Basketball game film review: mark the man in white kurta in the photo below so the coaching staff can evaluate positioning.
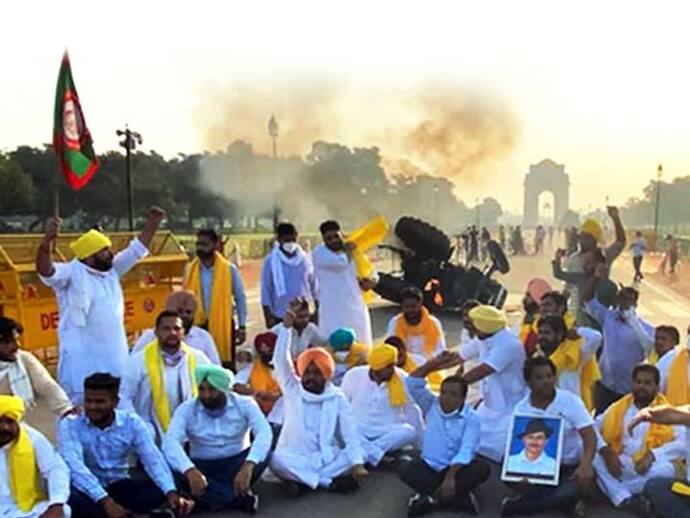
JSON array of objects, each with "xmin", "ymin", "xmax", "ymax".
[
  {"xmin": 270, "ymin": 298, "xmax": 327, "ymax": 359},
  {"xmin": 0, "ymin": 395, "xmax": 70, "ymax": 518},
  {"xmin": 120, "ymin": 311, "xmax": 210, "ymax": 442},
  {"xmin": 132, "ymin": 290, "xmax": 220, "ymax": 365},
  {"xmin": 385, "ymin": 286, "xmax": 445, "ymax": 367},
  {"xmin": 313, "ymin": 220, "xmax": 374, "ymax": 346},
  {"xmin": 269, "ymin": 319, "xmax": 366, "ymax": 491},
  {"xmin": 459, "ymin": 306, "xmax": 527, "ymax": 462},
  {"xmin": 341, "ymin": 344, "xmax": 422, "ymax": 467},
  {"xmin": 657, "ymin": 342, "xmax": 690, "ymax": 405},
  {"xmin": 36, "ymin": 208, "xmax": 164, "ymax": 404},
  {"xmin": 594, "ymin": 364, "xmax": 685, "ymax": 509}
]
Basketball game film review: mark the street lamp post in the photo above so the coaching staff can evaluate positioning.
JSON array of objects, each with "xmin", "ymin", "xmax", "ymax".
[
  {"xmin": 654, "ymin": 164, "xmax": 663, "ymax": 242},
  {"xmin": 433, "ymin": 185, "xmax": 440, "ymax": 227},
  {"xmin": 116, "ymin": 126, "xmax": 143, "ymax": 231},
  {"xmin": 475, "ymin": 198, "xmax": 480, "ymax": 227},
  {"xmin": 268, "ymin": 114, "xmax": 280, "ymax": 230}
]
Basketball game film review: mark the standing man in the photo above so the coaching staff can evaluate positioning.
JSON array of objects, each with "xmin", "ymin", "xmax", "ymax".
[
  {"xmin": 313, "ymin": 220, "xmax": 374, "ymax": 346},
  {"xmin": 261, "ymin": 222, "xmax": 318, "ymax": 328},
  {"xmin": 59, "ymin": 373, "xmax": 192, "ymax": 518},
  {"xmin": 630, "ymin": 231, "xmax": 647, "ymax": 283},
  {"xmin": 0, "ymin": 395, "xmax": 70, "ymax": 518},
  {"xmin": 163, "ymin": 365, "xmax": 272, "ymax": 513},
  {"xmin": 0, "ymin": 317, "xmax": 73, "ymax": 418},
  {"xmin": 36, "ymin": 207, "xmax": 165, "ymax": 404},
  {"xmin": 120, "ymin": 311, "xmax": 210, "ymax": 441},
  {"xmin": 132, "ymin": 290, "xmax": 220, "ymax": 364},
  {"xmin": 184, "ymin": 229, "xmax": 247, "ymax": 367}
]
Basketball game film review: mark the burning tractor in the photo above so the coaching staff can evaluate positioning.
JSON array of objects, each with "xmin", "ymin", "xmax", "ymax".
[{"xmin": 375, "ymin": 216, "xmax": 510, "ymax": 311}]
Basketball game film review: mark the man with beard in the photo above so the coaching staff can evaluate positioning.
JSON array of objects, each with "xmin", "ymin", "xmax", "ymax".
[
  {"xmin": 269, "ymin": 308, "xmax": 368, "ymax": 494},
  {"xmin": 234, "ymin": 332, "xmax": 284, "ymax": 437},
  {"xmin": 313, "ymin": 220, "xmax": 375, "ymax": 346},
  {"xmin": 59, "ymin": 373, "xmax": 192, "ymax": 518},
  {"xmin": 593, "ymin": 365, "xmax": 685, "ymax": 515},
  {"xmin": 0, "ymin": 395, "xmax": 70, "ymax": 518},
  {"xmin": 386, "ymin": 287, "xmax": 446, "ymax": 368},
  {"xmin": 341, "ymin": 344, "xmax": 422, "ymax": 468},
  {"xmin": 502, "ymin": 357, "xmax": 597, "ymax": 518},
  {"xmin": 270, "ymin": 298, "xmax": 327, "ymax": 359},
  {"xmin": 184, "ymin": 229, "xmax": 248, "ymax": 366},
  {"xmin": 132, "ymin": 290, "xmax": 220, "ymax": 365},
  {"xmin": 120, "ymin": 311, "xmax": 210, "ymax": 441},
  {"xmin": 36, "ymin": 207, "xmax": 165, "ymax": 404},
  {"xmin": 0, "ymin": 317, "xmax": 73, "ymax": 417},
  {"xmin": 261, "ymin": 222, "xmax": 318, "ymax": 328},
  {"xmin": 163, "ymin": 365, "xmax": 271, "ymax": 513}
]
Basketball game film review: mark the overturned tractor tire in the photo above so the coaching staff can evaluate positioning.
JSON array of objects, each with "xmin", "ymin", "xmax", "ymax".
[
  {"xmin": 394, "ymin": 216, "xmax": 451, "ymax": 262},
  {"xmin": 374, "ymin": 273, "xmax": 408, "ymax": 303}
]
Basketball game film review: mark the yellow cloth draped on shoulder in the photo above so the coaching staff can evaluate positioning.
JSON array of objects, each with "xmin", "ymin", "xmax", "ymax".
[
  {"xmin": 184, "ymin": 252, "xmax": 233, "ymax": 362},
  {"xmin": 345, "ymin": 215, "xmax": 389, "ymax": 303},
  {"xmin": 667, "ymin": 347, "xmax": 690, "ymax": 406}
]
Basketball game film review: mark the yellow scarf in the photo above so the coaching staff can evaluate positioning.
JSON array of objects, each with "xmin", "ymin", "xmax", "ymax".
[
  {"xmin": 667, "ymin": 347, "xmax": 690, "ymax": 406},
  {"xmin": 184, "ymin": 252, "xmax": 233, "ymax": 362},
  {"xmin": 346, "ymin": 341, "xmax": 369, "ymax": 368},
  {"xmin": 395, "ymin": 307, "xmax": 441, "ymax": 358},
  {"xmin": 249, "ymin": 361, "xmax": 281, "ymax": 414},
  {"xmin": 601, "ymin": 393, "xmax": 674, "ymax": 463},
  {"xmin": 544, "ymin": 335, "xmax": 600, "ymax": 412},
  {"xmin": 346, "ymin": 215, "xmax": 389, "ymax": 303},
  {"xmin": 9, "ymin": 426, "xmax": 45, "ymax": 512},
  {"xmin": 144, "ymin": 341, "xmax": 198, "ymax": 432}
]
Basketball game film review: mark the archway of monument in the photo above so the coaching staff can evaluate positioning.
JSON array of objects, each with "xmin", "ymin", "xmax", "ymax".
[
  {"xmin": 523, "ymin": 159, "xmax": 570, "ymax": 228},
  {"xmin": 538, "ymin": 191, "xmax": 555, "ymax": 225}
]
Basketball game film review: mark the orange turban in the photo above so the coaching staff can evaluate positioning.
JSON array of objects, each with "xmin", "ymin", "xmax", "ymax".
[{"xmin": 296, "ymin": 347, "xmax": 335, "ymax": 380}]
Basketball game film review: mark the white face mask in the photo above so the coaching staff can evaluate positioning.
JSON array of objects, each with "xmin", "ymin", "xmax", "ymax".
[
  {"xmin": 281, "ymin": 242, "xmax": 299, "ymax": 254},
  {"xmin": 334, "ymin": 351, "xmax": 349, "ymax": 362}
]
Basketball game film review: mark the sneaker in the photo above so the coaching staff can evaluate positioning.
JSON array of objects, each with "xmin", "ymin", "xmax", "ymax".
[
  {"xmin": 455, "ymin": 492, "xmax": 480, "ymax": 515},
  {"xmin": 407, "ymin": 493, "xmax": 436, "ymax": 517},
  {"xmin": 500, "ymin": 495, "xmax": 525, "ymax": 517},
  {"xmin": 620, "ymin": 495, "xmax": 651, "ymax": 517},
  {"xmin": 330, "ymin": 475, "xmax": 360, "ymax": 494},
  {"xmin": 571, "ymin": 498, "xmax": 587, "ymax": 518},
  {"xmin": 234, "ymin": 491, "xmax": 259, "ymax": 514}
]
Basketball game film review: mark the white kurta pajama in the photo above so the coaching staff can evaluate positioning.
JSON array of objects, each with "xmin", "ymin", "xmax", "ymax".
[
  {"xmin": 269, "ymin": 327, "xmax": 364, "ymax": 489},
  {"xmin": 119, "ymin": 347, "xmax": 210, "ymax": 441},
  {"xmin": 461, "ymin": 328, "xmax": 527, "ymax": 462},
  {"xmin": 0, "ymin": 425, "xmax": 71, "ymax": 518},
  {"xmin": 385, "ymin": 314, "xmax": 446, "ymax": 367},
  {"xmin": 593, "ymin": 404, "xmax": 686, "ymax": 506},
  {"xmin": 312, "ymin": 244, "xmax": 373, "ymax": 346},
  {"xmin": 341, "ymin": 366, "xmax": 423, "ymax": 466},
  {"xmin": 39, "ymin": 238, "xmax": 148, "ymax": 404}
]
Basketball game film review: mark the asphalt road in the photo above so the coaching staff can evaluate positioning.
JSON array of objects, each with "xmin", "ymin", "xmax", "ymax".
[{"xmin": 26, "ymin": 246, "xmax": 685, "ymax": 517}]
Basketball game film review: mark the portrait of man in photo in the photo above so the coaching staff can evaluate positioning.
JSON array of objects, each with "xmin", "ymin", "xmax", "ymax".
[{"xmin": 502, "ymin": 415, "xmax": 563, "ymax": 485}]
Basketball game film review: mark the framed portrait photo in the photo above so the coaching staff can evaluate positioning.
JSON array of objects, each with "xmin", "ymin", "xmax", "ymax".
[{"xmin": 501, "ymin": 413, "xmax": 564, "ymax": 486}]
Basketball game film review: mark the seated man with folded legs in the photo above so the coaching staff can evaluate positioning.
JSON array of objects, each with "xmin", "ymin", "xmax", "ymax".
[
  {"xmin": 269, "ymin": 299, "xmax": 367, "ymax": 494},
  {"xmin": 594, "ymin": 364, "xmax": 685, "ymax": 516},
  {"xmin": 59, "ymin": 373, "xmax": 191, "ymax": 518},
  {"xmin": 341, "ymin": 343, "xmax": 422, "ymax": 468},
  {"xmin": 163, "ymin": 365, "xmax": 272, "ymax": 514},
  {"xmin": 399, "ymin": 352, "xmax": 491, "ymax": 516},
  {"xmin": 0, "ymin": 395, "xmax": 70, "ymax": 518}
]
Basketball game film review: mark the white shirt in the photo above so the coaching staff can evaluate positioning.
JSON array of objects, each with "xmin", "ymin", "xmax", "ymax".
[
  {"xmin": 595, "ymin": 401, "xmax": 686, "ymax": 463},
  {"xmin": 39, "ymin": 238, "xmax": 148, "ymax": 403},
  {"xmin": 270, "ymin": 322, "xmax": 327, "ymax": 359},
  {"xmin": 506, "ymin": 450, "xmax": 558, "ymax": 476},
  {"xmin": 340, "ymin": 366, "xmax": 423, "ymax": 440},
  {"xmin": 312, "ymin": 244, "xmax": 373, "ymax": 345},
  {"xmin": 554, "ymin": 327, "xmax": 602, "ymax": 398},
  {"xmin": 657, "ymin": 346, "xmax": 690, "ymax": 394},
  {"xmin": 133, "ymin": 327, "xmax": 220, "ymax": 365},
  {"xmin": 119, "ymin": 347, "xmax": 211, "ymax": 440},
  {"xmin": 385, "ymin": 314, "xmax": 446, "ymax": 366},
  {"xmin": 163, "ymin": 395, "xmax": 272, "ymax": 473},
  {"xmin": 514, "ymin": 389, "xmax": 594, "ymax": 465},
  {"xmin": 0, "ymin": 425, "xmax": 70, "ymax": 517}
]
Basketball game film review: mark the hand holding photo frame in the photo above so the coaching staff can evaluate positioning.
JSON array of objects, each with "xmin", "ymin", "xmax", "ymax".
[{"xmin": 501, "ymin": 414, "xmax": 564, "ymax": 486}]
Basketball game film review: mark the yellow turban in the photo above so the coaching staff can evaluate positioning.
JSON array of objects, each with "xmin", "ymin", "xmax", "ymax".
[
  {"xmin": 0, "ymin": 394, "xmax": 25, "ymax": 421},
  {"xmin": 70, "ymin": 229, "xmax": 112, "ymax": 260},
  {"xmin": 367, "ymin": 344, "xmax": 407, "ymax": 407},
  {"xmin": 579, "ymin": 219, "xmax": 602, "ymax": 243},
  {"xmin": 0, "ymin": 395, "xmax": 43, "ymax": 512},
  {"xmin": 469, "ymin": 305, "xmax": 507, "ymax": 335}
]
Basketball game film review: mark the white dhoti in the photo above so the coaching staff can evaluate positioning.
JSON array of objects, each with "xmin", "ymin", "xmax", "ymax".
[
  {"xmin": 593, "ymin": 454, "xmax": 677, "ymax": 506},
  {"xmin": 270, "ymin": 448, "xmax": 356, "ymax": 489},
  {"xmin": 5, "ymin": 501, "xmax": 72, "ymax": 518},
  {"xmin": 357, "ymin": 423, "xmax": 417, "ymax": 466}
]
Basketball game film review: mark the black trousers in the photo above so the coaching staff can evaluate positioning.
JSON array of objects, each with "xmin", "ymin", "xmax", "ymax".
[
  {"xmin": 594, "ymin": 382, "xmax": 625, "ymax": 416},
  {"xmin": 398, "ymin": 457, "xmax": 490, "ymax": 499},
  {"xmin": 633, "ymin": 256, "xmax": 644, "ymax": 278},
  {"xmin": 69, "ymin": 477, "xmax": 166, "ymax": 517}
]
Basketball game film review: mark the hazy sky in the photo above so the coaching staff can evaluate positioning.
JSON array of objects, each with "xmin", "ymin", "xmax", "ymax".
[{"xmin": 3, "ymin": 1, "xmax": 690, "ymax": 212}]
